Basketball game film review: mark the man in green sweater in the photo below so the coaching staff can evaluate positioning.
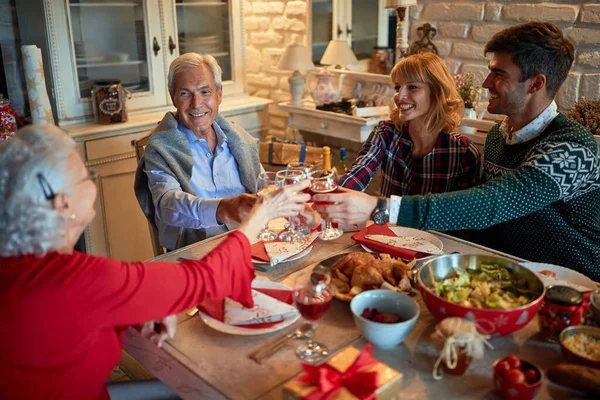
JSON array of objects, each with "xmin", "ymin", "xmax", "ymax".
[{"xmin": 313, "ymin": 22, "xmax": 600, "ymax": 280}]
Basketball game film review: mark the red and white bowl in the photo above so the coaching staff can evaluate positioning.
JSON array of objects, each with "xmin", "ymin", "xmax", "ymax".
[{"xmin": 417, "ymin": 254, "xmax": 546, "ymax": 337}]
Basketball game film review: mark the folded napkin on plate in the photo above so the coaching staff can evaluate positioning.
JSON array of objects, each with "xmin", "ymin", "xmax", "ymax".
[
  {"xmin": 251, "ymin": 231, "xmax": 319, "ymax": 266},
  {"xmin": 352, "ymin": 224, "xmax": 441, "ymax": 259},
  {"xmin": 365, "ymin": 234, "xmax": 444, "ymax": 255},
  {"xmin": 224, "ymin": 289, "xmax": 298, "ymax": 325},
  {"xmin": 198, "ymin": 287, "xmax": 294, "ymax": 329}
]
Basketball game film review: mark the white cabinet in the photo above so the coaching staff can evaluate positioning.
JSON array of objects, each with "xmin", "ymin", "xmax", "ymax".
[
  {"xmin": 17, "ymin": 0, "xmax": 247, "ymax": 126},
  {"xmin": 16, "ymin": 0, "xmax": 272, "ymax": 261},
  {"xmin": 311, "ymin": 0, "xmax": 389, "ymax": 64}
]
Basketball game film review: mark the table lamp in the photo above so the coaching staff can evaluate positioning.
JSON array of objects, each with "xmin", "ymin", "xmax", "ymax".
[
  {"xmin": 320, "ymin": 40, "xmax": 358, "ymax": 69},
  {"xmin": 278, "ymin": 44, "xmax": 315, "ymax": 106},
  {"xmin": 385, "ymin": 0, "xmax": 418, "ymax": 63}
]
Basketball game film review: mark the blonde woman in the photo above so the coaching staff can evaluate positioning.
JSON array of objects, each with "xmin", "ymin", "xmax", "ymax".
[{"xmin": 339, "ymin": 53, "xmax": 482, "ymax": 196}]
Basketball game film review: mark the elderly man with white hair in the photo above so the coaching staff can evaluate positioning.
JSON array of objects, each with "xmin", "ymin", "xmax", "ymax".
[{"xmin": 135, "ymin": 52, "xmax": 262, "ymax": 250}]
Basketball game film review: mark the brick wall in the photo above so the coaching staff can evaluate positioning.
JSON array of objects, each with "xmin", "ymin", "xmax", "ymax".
[
  {"xmin": 410, "ymin": 0, "xmax": 600, "ymax": 111},
  {"xmin": 244, "ymin": 1, "xmax": 599, "ymax": 139},
  {"xmin": 243, "ymin": 0, "xmax": 309, "ymax": 138}
]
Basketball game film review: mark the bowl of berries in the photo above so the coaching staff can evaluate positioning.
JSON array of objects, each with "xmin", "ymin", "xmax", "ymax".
[
  {"xmin": 350, "ymin": 290, "xmax": 419, "ymax": 349},
  {"xmin": 493, "ymin": 355, "xmax": 543, "ymax": 400}
]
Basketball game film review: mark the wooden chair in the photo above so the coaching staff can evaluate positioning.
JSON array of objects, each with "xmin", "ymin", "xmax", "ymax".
[{"xmin": 134, "ymin": 134, "xmax": 165, "ymax": 257}]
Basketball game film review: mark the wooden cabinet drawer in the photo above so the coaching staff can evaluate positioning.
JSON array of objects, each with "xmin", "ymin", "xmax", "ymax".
[{"xmin": 85, "ymin": 131, "xmax": 149, "ymax": 161}]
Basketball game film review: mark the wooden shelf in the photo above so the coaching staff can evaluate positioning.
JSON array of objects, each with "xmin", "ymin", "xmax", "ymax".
[{"xmin": 279, "ymin": 101, "xmax": 383, "ymax": 143}]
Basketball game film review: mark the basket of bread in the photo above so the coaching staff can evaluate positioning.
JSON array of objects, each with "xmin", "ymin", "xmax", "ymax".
[{"xmin": 328, "ymin": 252, "xmax": 416, "ymax": 302}]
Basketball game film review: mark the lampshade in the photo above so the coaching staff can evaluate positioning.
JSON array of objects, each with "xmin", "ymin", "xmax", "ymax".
[
  {"xmin": 384, "ymin": 0, "xmax": 417, "ymax": 7},
  {"xmin": 278, "ymin": 44, "xmax": 315, "ymax": 71},
  {"xmin": 320, "ymin": 40, "xmax": 358, "ymax": 67}
]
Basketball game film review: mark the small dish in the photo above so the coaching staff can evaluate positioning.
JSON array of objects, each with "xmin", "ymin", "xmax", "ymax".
[
  {"xmin": 493, "ymin": 358, "xmax": 543, "ymax": 400},
  {"xmin": 589, "ymin": 290, "xmax": 600, "ymax": 325},
  {"xmin": 559, "ymin": 325, "xmax": 600, "ymax": 368},
  {"xmin": 350, "ymin": 289, "xmax": 419, "ymax": 349}
]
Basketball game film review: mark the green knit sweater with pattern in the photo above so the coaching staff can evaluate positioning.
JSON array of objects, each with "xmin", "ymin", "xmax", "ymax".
[{"xmin": 398, "ymin": 113, "xmax": 600, "ymax": 280}]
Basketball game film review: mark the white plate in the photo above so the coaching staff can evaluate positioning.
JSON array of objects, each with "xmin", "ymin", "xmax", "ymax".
[
  {"xmin": 199, "ymin": 280, "xmax": 300, "ymax": 335},
  {"xmin": 521, "ymin": 262, "xmax": 599, "ymax": 291},
  {"xmin": 252, "ymin": 245, "xmax": 313, "ymax": 265},
  {"xmin": 360, "ymin": 226, "xmax": 444, "ymax": 260}
]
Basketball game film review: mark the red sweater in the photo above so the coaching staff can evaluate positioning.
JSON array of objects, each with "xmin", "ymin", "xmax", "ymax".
[{"xmin": 0, "ymin": 232, "xmax": 254, "ymax": 399}]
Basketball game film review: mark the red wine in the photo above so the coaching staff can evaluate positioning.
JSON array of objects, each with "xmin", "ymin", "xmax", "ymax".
[
  {"xmin": 309, "ymin": 184, "xmax": 339, "ymax": 206},
  {"xmin": 294, "ymin": 288, "xmax": 333, "ymax": 321}
]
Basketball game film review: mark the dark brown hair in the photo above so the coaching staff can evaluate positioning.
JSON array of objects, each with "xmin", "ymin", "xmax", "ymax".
[{"xmin": 484, "ymin": 22, "xmax": 574, "ymax": 98}]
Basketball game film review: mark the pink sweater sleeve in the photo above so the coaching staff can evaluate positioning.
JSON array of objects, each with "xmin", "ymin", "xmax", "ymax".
[{"xmin": 62, "ymin": 231, "xmax": 255, "ymax": 331}]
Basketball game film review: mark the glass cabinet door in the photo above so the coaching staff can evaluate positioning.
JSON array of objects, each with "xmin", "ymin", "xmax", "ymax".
[
  {"xmin": 67, "ymin": 0, "xmax": 154, "ymax": 98},
  {"xmin": 350, "ymin": 0, "xmax": 380, "ymax": 60},
  {"xmin": 311, "ymin": 0, "xmax": 334, "ymax": 65},
  {"xmin": 174, "ymin": 0, "xmax": 232, "ymax": 81}
]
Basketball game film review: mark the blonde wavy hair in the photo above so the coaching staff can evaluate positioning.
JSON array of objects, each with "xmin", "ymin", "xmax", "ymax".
[{"xmin": 390, "ymin": 53, "xmax": 463, "ymax": 134}]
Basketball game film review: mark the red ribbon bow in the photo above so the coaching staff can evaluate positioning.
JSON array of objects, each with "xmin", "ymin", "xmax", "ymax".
[{"xmin": 298, "ymin": 344, "xmax": 380, "ymax": 400}]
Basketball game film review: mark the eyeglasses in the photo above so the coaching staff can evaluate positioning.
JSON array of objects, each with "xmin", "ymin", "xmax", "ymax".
[{"xmin": 37, "ymin": 170, "xmax": 97, "ymax": 201}]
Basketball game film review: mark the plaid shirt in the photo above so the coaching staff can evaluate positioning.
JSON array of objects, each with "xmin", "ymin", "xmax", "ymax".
[{"xmin": 339, "ymin": 120, "xmax": 482, "ymax": 196}]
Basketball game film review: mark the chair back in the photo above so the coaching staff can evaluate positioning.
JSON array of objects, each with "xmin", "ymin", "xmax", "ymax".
[{"xmin": 134, "ymin": 134, "xmax": 165, "ymax": 257}]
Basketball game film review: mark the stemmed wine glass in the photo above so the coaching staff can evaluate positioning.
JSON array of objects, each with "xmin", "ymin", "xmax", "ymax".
[
  {"xmin": 293, "ymin": 270, "xmax": 333, "ymax": 363},
  {"xmin": 255, "ymin": 171, "xmax": 278, "ymax": 241},
  {"xmin": 287, "ymin": 162, "xmax": 314, "ymax": 234},
  {"xmin": 309, "ymin": 169, "xmax": 343, "ymax": 240},
  {"xmin": 275, "ymin": 169, "xmax": 307, "ymax": 242}
]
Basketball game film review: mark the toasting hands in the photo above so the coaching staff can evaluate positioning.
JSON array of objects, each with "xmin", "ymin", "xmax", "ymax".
[
  {"xmin": 311, "ymin": 187, "xmax": 378, "ymax": 225},
  {"xmin": 238, "ymin": 180, "xmax": 311, "ymax": 240}
]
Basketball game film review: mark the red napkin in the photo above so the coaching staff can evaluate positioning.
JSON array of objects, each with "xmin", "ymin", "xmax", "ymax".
[
  {"xmin": 197, "ymin": 287, "xmax": 294, "ymax": 329},
  {"xmin": 351, "ymin": 224, "xmax": 430, "ymax": 260}
]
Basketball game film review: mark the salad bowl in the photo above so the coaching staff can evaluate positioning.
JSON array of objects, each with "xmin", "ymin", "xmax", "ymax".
[{"xmin": 417, "ymin": 254, "xmax": 546, "ymax": 337}]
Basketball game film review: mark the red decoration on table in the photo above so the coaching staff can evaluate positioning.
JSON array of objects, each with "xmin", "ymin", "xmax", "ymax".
[
  {"xmin": 197, "ymin": 287, "xmax": 293, "ymax": 329},
  {"xmin": 297, "ymin": 343, "xmax": 380, "ymax": 400},
  {"xmin": 352, "ymin": 224, "xmax": 429, "ymax": 259}
]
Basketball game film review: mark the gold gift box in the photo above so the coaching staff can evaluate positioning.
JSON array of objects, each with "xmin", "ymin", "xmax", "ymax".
[
  {"xmin": 259, "ymin": 141, "xmax": 323, "ymax": 166},
  {"xmin": 282, "ymin": 346, "xmax": 403, "ymax": 400}
]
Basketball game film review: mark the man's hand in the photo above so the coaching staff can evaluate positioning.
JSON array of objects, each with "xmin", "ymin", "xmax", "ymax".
[
  {"xmin": 312, "ymin": 187, "xmax": 378, "ymax": 225},
  {"xmin": 141, "ymin": 315, "xmax": 177, "ymax": 348},
  {"xmin": 216, "ymin": 193, "xmax": 257, "ymax": 224}
]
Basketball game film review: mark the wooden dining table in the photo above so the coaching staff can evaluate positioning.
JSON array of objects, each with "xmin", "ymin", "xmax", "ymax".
[{"xmin": 123, "ymin": 230, "xmax": 590, "ymax": 400}]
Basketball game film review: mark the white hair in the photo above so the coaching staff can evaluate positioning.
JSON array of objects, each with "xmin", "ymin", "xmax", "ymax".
[
  {"xmin": 168, "ymin": 52, "xmax": 223, "ymax": 95},
  {"xmin": 0, "ymin": 124, "xmax": 76, "ymax": 257}
]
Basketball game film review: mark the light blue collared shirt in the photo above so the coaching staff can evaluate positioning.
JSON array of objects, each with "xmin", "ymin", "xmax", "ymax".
[{"xmin": 144, "ymin": 120, "xmax": 246, "ymax": 250}]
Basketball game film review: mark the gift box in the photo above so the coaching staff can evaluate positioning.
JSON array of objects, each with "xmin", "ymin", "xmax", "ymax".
[
  {"xmin": 260, "ymin": 138, "xmax": 323, "ymax": 166},
  {"xmin": 282, "ymin": 344, "xmax": 403, "ymax": 400}
]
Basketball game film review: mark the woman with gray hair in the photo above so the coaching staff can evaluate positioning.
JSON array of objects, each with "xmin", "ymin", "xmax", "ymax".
[{"xmin": 0, "ymin": 125, "xmax": 310, "ymax": 399}]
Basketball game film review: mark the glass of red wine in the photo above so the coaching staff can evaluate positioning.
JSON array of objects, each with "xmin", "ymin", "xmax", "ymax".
[
  {"xmin": 309, "ymin": 169, "xmax": 343, "ymax": 240},
  {"xmin": 255, "ymin": 172, "xmax": 278, "ymax": 241},
  {"xmin": 275, "ymin": 169, "xmax": 307, "ymax": 242},
  {"xmin": 293, "ymin": 270, "xmax": 333, "ymax": 363}
]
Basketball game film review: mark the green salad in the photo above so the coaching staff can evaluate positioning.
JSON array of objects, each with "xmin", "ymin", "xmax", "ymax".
[{"xmin": 434, "ymin": 263, "xmax": 533, "ymax": 309}]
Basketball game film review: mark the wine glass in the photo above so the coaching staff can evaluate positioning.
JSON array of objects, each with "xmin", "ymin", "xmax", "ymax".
[
  {"xmin": 287, "ymin": 162, "xmax": 314, "ymax": 234},
  {"xmin": 293, "ymin": 270, "xmax": 333, "ymax": 363},
  {"xmin": 275, "ymin": 169, "xmax": 307, "ymax": 242},
  {"xmin": 309, "ymin": 169, "xmax": 343, "ymax": 240},
  {"xmin": 255, "ymin": 171, "xmax": 278, "ymax": 241}
]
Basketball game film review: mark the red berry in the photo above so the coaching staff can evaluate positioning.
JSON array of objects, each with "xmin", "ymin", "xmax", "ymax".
[
  {"xmin": 505, "ymin": 355, "xmax": 522, "ymax": 369},
  {"xmin": 506, "ymin": 369, "xmax": 526, "ymax": 385},
  {"xmin": 495, "ymin": 360, "xmax": 511, "ymax": 377},
  {"xmin": 524, "ymin": 369, "xmax": 539, "ymax": 384},
  {"xmin": 361, "ymin": 308, "xmax": 373, "ymax": 319}
]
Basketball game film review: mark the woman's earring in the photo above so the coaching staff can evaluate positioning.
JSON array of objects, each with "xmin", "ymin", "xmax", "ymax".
[{"xmin": 70, "ymin": 213, "xmax": 76, "ymax": 220}]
